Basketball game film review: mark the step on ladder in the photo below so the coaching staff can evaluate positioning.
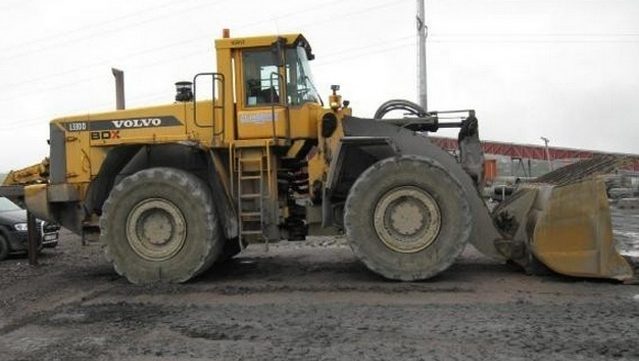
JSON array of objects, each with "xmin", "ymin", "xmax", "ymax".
[{"xmin": 236, "ymin": 149, "xmax": 268, "ymax": 248}]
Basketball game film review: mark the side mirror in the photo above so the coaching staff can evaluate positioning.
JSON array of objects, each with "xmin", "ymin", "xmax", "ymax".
[{"xmin": 271, "ymin": 37, "xmax": 286, "ymax": 68}]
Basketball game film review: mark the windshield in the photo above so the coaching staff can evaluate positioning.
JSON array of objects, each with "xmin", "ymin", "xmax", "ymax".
[
  {"xmin": 286, "ymin": 47, "xmax": 321, "ymax": 106},
  {"xmin": 0, "ymin": 197, "xmax": 21, "ymax": 212}
]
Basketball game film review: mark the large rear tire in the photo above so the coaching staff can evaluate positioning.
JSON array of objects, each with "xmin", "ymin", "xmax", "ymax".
[
  {"xmin": 100, "ymin": 167, "xmax": 223, "ymax": 284},
  {"xmin": 345, "ymin": 156, "xmax": 472, "ymax": 281}
]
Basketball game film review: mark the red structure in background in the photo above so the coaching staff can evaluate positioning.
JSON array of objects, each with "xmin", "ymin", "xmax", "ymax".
[
  {"xmin": 430, "ymin": 136, "xmax": 639, "ymax": 171},
  {"xmin": 483, "ymin": 159, "xmax": 498, "ymax": 183}
]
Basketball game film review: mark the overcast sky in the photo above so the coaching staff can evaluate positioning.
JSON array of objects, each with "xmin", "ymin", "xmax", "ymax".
[{"xmin": 0, "ymin": 0, "xmax": 637, "ymax": 171}]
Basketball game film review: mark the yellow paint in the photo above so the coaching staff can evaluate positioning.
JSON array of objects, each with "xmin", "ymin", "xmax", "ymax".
[
  {"xmin": 531, "ymin": 178, "xmax": 634, "ymax": 281},
  {"xmin": 6, "ymin": 30, "xmax": 633, "ymax": 283},
  {"xmin": 25, "ymin": 32, "xmax": 327, "ymax": 194},
  {"xmin": 215, "ymin": 34, "xmax": 306, "ymax": 50},
  {"xmin": 0, "ymin": 33, "xmax": 341, "ymax": 244}
]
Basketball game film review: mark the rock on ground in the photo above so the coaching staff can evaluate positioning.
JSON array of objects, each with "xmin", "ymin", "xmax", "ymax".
[{"xmin": 617, "ymin": 198, "xmax": 639, "ymax": 210}]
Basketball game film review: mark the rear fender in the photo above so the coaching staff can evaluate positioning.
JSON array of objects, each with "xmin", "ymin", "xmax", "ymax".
[{"xmin": 85, "ymin": 143, "xmax": 238, "ymax": 239}]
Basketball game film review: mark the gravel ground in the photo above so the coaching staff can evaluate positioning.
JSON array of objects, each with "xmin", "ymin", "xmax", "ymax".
[
  {"xmin": 613, "ymin": 206, "xmax": 639, "ymax": 258},
  {"xmin": 0, "ymin": 208, "xmax": 637, "ymax": 361}
]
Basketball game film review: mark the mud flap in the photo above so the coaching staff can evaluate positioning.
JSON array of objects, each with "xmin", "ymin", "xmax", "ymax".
[{"xmin": 530, "ymin": 178, "xmax": 634, "ymax": 281}]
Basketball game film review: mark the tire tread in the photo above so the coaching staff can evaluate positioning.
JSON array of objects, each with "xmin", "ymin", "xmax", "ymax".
[
  {"xmin": 345, "ymin": 155, "xmax": 472, "ymax": 281},
  {"xmin": 100, "ymin": 167, "xmax": 221, "ymax": 284}
]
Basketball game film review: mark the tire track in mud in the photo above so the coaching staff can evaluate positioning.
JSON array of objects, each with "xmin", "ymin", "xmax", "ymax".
[
  {"xmin": 0, "ymin": 222, "xmax": 638, "ymax": 361},
  {"xmin": 2, "ymin": 299, "xmax": 638, "ymax": 361}
]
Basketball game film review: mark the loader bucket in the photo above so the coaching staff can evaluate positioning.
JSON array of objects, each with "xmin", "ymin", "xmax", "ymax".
[
  {"xmin": 493, "ymin": 155, "xmax": 636, "ymax": 282},
  {"xmin": 529, "ymin": 177, "xmax": 634, "ymax": 281}
]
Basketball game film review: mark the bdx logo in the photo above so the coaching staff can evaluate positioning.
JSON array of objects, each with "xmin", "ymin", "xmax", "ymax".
[{"xmin": 91, "ymin": 130, "xmax": 120, "ymax": 140}]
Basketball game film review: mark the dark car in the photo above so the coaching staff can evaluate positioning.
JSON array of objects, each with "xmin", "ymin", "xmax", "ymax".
[{"xmin": 0, "ymin": 197, "xmax": 60, "ymax": 260}]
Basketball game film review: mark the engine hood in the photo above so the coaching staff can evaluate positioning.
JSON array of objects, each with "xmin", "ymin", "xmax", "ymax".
[{"xmin": 0, "ymin": 209, "xmax": 27, "ymax": 225}]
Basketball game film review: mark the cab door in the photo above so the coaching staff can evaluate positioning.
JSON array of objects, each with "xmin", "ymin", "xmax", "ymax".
[{"xmin": 236, "ymin": 48, "xmax": 289, "ymax": 140}]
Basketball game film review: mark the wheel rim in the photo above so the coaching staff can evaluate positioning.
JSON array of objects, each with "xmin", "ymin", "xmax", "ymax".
[
  {"xmin": 373, "ymin": 186, "xmax": 442, "ymax": 253},
  {"xmin": 126, "ymin": 198, "xmax": 187, "ymax": 261}
]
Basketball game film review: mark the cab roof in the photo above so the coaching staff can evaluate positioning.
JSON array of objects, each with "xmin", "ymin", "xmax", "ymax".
[{"xmin": 215, "ymin": 33, "xmax": 314, "ymax": 59}]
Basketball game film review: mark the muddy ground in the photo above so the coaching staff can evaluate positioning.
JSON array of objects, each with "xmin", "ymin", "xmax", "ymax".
[{"xmin": 0, "ymin": 207, "xmax": 638, "ymax": 361}]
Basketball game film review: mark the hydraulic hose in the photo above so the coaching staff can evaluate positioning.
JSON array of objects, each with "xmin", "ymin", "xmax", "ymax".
[{"xmin": 373, "ymin": 99, "xmax": 427, "ymax": 119}]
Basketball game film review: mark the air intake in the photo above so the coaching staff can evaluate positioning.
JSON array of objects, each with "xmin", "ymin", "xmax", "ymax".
[{"xmin": 175, "ymin": 81, "xmax": 194, "ymax": 102}]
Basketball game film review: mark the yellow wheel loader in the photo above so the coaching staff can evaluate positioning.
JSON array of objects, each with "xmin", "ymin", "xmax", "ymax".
[{"xmin": 1, "ymin": 31, "xmax": 635, "ymax": 284}]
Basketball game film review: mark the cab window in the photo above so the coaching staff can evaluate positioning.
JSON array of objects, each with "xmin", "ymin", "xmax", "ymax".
[
  {"xmin": 285, "ymin": 47, "xmax": 321, "ymax": 106},
  {"xmin": 243, "ymin": 50, "xmax": 280, "ymax": 106}
]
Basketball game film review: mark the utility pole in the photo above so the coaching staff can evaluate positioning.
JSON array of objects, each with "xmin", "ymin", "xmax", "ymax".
[
  {"xmin": 540, "ymin": 136, "xmax": 553, "ymax": 171},
  {"xmin": 417, "ymin": 0, "xmax": 427, "ymax": 111}
]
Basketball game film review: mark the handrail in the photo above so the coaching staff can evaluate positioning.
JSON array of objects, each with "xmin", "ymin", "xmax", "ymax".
[
  {"xmin": 193, "ymin": 72, "xmax": 226, "ymax": 140},
  {"xmin": 268, "ymin": 71, "xmax": 285, "ymax": 141}
]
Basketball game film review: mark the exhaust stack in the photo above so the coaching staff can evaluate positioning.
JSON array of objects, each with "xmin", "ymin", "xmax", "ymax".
[{"xmin": 111, "ymin": 68, "xmax": 125, "ymax": 110}]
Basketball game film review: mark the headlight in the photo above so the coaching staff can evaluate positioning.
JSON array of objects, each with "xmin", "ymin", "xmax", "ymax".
[{"xmin": 13, "ymin": 223, "xmax": 28, "ymax": 232}]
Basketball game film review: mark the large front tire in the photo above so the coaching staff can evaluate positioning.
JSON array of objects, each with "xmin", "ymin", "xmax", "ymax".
[
  {"xmin": 100, "ymin": 167, "xmax": 223, "ymax": 284},
  {"xmin": 345, "ymin": 156, "xmax": 472, "ymax": 281}
]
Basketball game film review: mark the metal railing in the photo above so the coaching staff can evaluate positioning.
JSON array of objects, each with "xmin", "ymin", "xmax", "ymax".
[
  {"xmin": 193, "ymin": 72, "xmax": 226, "ymax": 140},
  {"xmin": 268, "ymin": 71, "xmax": 285, "ymax": 141}
]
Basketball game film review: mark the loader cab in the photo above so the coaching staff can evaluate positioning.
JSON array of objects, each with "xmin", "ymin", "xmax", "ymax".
[
  {"xmin": 242, "ymin": 46, "xmax": 320, "ymax": 107},
  {"xmin": 215, "ymin": 33, "xmax": 322, "ymax": 142}
]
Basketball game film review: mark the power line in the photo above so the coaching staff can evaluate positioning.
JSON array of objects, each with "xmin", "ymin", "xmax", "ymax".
[
  {"xmin": 0, "ymin": 0, "xmax": 224, "ymax": 62},
  {"xmin": 0, "ymin": 0, "xmax": 199, "ymax": 54},
  {"xmin": 0, "ymin": 0, "xmax": 352, "ymax": 86},
  {"xmin": 1, "ymin": 0, "xmax": 383, "ymax": 128},
  {"xmin": 5, "ymin": 29, "xmax": 635, "ymax": 92},
  {"xmin": 319, "ymin": 34, "xmax": 414, "ymax": 58},
  {"xmin": 0, "ymin": 46, "xmax": 208, "ymax": 106},
  {"xmin": 7, "ymin": 34, "xmax": 632, "ymax": 128},
  {"xmin": 0, "ymin": 0, "xmax": 400, "ymax": 91},
  {"xmin": 433, "ymin": 32, "xmax": 639, "ymax": 37},
  {"xmin": 0, "ymin": 0, "xmax": 35, "ymax": 11},
  {"xmin": 428, "ymin": 32, "xmax": 639, "ymax": 43},
  {"xmin": 0, "ymin": 32, "xmax": 413, "ymax": 107},
  {"xmin": 230, "ymin": 0, "xmax": 366, "ymax": 31},
  {"xmin": 0, "ymin": 91, "xmax": 171, "ymax": 131},
  {"xmin": 0, "ymin": 0, "xmax": 360, "ymax": 63},
  {"xmin": 293, "ymin": 0, "xmax": 406, "ymax": 30},
  {"xmin": 0, "ymin": 35, "xmax": 416, "ymax": 131},
  {"xmin": 8, "ymin": 0, "xmax": 634, "ymax": 129},
  {"xmin": 3, "ymin": 27, "xmax": 635, "ymax": 131},
  {"xmin": 429, "ymin": 37, "xmax": 639, "ymax": 43},
  {"xmin": 314, "ymin": 39, "xmax": 417, "ymax": 67},
  {"xmin": 0, "ymin": 37, "xmax": 208, "ymax": 89}
]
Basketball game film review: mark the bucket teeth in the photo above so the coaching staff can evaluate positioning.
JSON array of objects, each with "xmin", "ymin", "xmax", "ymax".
[{"xmin": 534, "ymin": 155, "xmax": 631, "ymax": 186}]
